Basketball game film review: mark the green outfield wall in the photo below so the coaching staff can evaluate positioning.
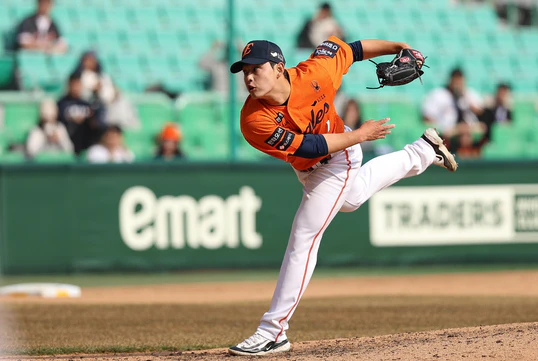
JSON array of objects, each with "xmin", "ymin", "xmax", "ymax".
[{"xmin": 0, "ymin": 161, "xmax": 537, "ymax": 275}]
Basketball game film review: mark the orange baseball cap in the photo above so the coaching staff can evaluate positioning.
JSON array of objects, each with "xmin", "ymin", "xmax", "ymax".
[{"xmin": 161, "ymin": 125, "xmax": 181, "ymax": 142}]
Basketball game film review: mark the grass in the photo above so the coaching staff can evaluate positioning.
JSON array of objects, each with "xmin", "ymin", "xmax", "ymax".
[
  {"xmin": 1, "ymin": 264, "xmax": 537, "ymax": 288},
  {"xmin": 2, "ymin": 295, "xmax": 538, "ymax": 355}
]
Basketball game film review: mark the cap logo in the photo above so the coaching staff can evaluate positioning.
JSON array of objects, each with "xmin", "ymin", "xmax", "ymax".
[
  {"xmin": 271, "ymin": 51, "xmax": 278, "ymax": 57},
  {"xmin": 243, "ymin": 43, "xmax": 254, "ymax": 57}
]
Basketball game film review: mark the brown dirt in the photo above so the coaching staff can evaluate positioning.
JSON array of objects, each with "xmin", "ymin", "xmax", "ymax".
[{"xmin": 1, "ymin": 270, "xmax": 538, "ymax": 361}]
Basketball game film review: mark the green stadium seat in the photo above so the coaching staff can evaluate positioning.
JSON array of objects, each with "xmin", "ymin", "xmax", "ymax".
[
  {"xmin": 0, "ymin": 151, "xmax": 26, "ymax": 164},
  {"xmin": 9, "ymin": 6, "xmax": 34, "ymax": 21},
  {"xmin": 51, "ymin": 7, "xmax": 76, "ymax": 28},
  {"xmin": 151, "ymin": 30, "xmax": 181, "ymax": 50},
  {"xmin": 128, "ymin": 139, "xmax": 156, "ymax": 161},
  {"xmin": 513, "ymin": 101, "xmax": 537, "ymax": 127},
  {"xmin": 0, "ymin": 132, "xmax": 9, "ymax": 156},
  {"xmin": 123, "ymin": 31, "xmax": 155, "ymax": 53},
  {"xmin": 134, "ymin": 100, "xmax": 175, "ymax": 133},
  {"xmin": 472, "ymin": 8, "xmax": 499, "ymax": 30},
  {"xmin": 67, "ymin": 8, "xmax": 105, "ymax": 32},
  {"xmin": 50, "ymin": 54, "xmax": 79, "ymax": 80},
  {"xmin": 131, "ymin": 8, "xmax": 166, "ymax": 30},
  {"xmin": 17, "ymin": 52, "xmax": 55, "ymax": 90},
  {"xmin": 491, "ymin": 124, "xmax": 519, "ymax": 146},
  {"xmin": 91, "ymin": 30, "xmax": 126, "ymax": 52},
  {"xmin": 64, "ymin": 31, "xmax": 95, "ymax": 54},
  {"xmin": 482, "ymin": 141, "xmax": 525, "ymax": 159},
  {"xmin": 491, "ymin": 30, "xmax": 520, "ymax": 56},
  {"xmin": 0, "ymin": 9, "xmax": 16, "ymax": 34},
  {"xmin": 3, "ymin": 102, "xmax": 39, "ymax": 143},
  {"xmin": 0, "ymin": 55, "xmax": 15, "ymax": 89},
  {"xmin": 33, "ymin": 151, "xmax": 78, "ymax": 164}
]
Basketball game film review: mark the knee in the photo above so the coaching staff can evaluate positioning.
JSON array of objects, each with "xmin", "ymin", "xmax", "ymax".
[{"xmin": 339, "ymin": 201, "xmax": 359, "ymax": 213}]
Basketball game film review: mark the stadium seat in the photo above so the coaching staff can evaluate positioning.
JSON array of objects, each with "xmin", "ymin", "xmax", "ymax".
[
  {"xmin": 134, "ymin": 97, "xmax": 176, "ymax": 133},
  {"xmin": 64, "ymin": 31, "xmax": 95, "ymax": 54},
  {"xmin": 0, "ymin": 55, "xmax": 15, "ymax": 89},
  {"xmin": 50, "ymin": 54, "xmax": 79, "ymax": 80},
  {"xmin": 33, "ymin": 152, "xmax": 78, "ymax": 164},
  {"xmin": 513, "ymin": 100, "xmax": 537, "ymax": 127},
  {"xmin": 3, "ymin": 101, "xmax": 39, "ymax": 143},
  {"xmin": 0, "ymin": 151, "xmax": 26, "ymax": 164}
]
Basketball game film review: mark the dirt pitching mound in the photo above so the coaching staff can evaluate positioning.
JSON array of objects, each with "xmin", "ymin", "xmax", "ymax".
[
  {"xmin": 178, "ymin": 322, "xmax": 538, "ymax": 361},
  {"xmin": 4, "ymin": 322, "xmax": 536, "ymax": 361}
]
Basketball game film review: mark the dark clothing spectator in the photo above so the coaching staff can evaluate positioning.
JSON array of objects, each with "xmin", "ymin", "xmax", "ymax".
[
  {"xmin": 15, "ymin": 0, "xmax": 67, "ymax": 53},
  {"xmin": 495, "ymin": 1, "xmax": 533, "ymax": 27},
  {"xmin": 480, "ymin": 83, "xmax": 512, "ymax": 143},
  {"xmin": 481, "ymin": 106, "xmax": 512, "ymax": 142},
  {"xmin": 57, "ymin": 94, "xmax": 94, "ymax": 154},
  {"xmin": 57, "ymin": 72, "xmax": 105, "ymax": 154}
]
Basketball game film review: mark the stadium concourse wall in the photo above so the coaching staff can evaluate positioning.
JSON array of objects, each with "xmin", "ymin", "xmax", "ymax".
[{"xmin": 0, "ymin": 161, "xmax": 537, "ymax": 275}]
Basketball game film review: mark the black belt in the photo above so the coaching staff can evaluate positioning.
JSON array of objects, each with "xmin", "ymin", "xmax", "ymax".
[{"xmin": 301, "ymin": 154, "xmax": 332, "ymax": 173}]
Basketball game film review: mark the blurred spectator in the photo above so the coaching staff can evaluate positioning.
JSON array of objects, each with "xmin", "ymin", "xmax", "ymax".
[
  {"xmin": 199, "ymin": 41, "xmax": 229, "ymax": 94},
  {"xmin": 57, "ymin": 73, "xmax": 103, "ymax": 154},
  {"xmin": 15, "ymin": 0, "xmax": 67, "ymax": 53},
  {"xmin": 74, "ymin": 51, "xmax": 115, "ymax": 104},
  {"xmin": 296, "ymin": 2, "xmax": 345, "ymax": 50},
  {"xmin": 480, "ymin": 83, "xmax": 512, "ymax": 143},
  {"xmin": 422, "ymin": 68, "xmax": 484, "ymax": 138},
  {"xmin": 450, "ymin": 123, "xmax": 483, "ymax": 160},
  {"xmin": 341, "ymin": 98, "xmax": 363, "ymax": 130},
  {"xmin": 72, "ymin": 50, "xmax": 114, "ymax": 125},
  {"xmin": 155, "ymin": 123, "xmax": 185, "ymax": 161},
  {"xmin": 495, "ymin": 1, "xmax": 533, "ymax": 27},
  {"xmin": 87, "ymin": 125, "xmax": 134, "ymax": 163},
  {"xmin": 26, "ymin": 98, "xmax": 73, "ymax": 158},
  {"xmin": 73, "ymin": 51, "xmax": 140, "ymax": 129},
  {"xmin": 342, "ymin": 97, "xmax": 379, "ymax": 155},
  {"xmin": 199, "ymin": 40, "xmax": 247, "ymax": 97},
  {"xmin": 106, "ymin": 86, "xmax": 141, "ymax": 130}
]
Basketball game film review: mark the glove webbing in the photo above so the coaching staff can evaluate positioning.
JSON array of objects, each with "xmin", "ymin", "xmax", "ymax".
[{"xmin": 366, "ymin": 58, "xmax": 429, "ymax": 90}]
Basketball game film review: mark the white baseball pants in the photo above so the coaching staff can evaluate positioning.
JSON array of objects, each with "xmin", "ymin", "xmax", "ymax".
[{"xmin": 256, "ymin": 135, "xmax": 436, "ymax": 342}]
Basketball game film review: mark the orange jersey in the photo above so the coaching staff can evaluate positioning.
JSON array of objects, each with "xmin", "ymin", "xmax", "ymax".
[{"xmin": 240, "ymin": 36, "xmax": 354, "ymax": 171}]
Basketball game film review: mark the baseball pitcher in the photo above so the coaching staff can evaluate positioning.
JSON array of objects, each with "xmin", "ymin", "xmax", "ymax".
[{"xmin": 227, "ymin": 36, "xmax": 457, "ymax": 356}]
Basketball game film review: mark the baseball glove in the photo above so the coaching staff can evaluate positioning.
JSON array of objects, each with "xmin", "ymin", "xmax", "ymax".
[{"xmin": 367, "ymin": 49, "xmax": 427, "ymax": 89}]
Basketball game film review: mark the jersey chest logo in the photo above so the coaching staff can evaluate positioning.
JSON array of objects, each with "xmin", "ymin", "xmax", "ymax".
[{"xmin": 305, "ymin": 102, "xmax": 330, "ymax": 134}]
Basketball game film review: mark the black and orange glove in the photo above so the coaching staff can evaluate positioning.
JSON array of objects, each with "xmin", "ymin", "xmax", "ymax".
[{"xmin": 367, "ymin": 49, "xmax": 427, "ymax": 89}]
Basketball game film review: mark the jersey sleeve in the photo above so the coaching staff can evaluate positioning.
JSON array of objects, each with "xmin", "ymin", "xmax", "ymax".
[
  {"xmin": 241, "ymin": 117, "xmax": 304, "ymax": 163},
  {"xmin": 309, "ymin": 36, "xmax": 354, "ymax": 90}
]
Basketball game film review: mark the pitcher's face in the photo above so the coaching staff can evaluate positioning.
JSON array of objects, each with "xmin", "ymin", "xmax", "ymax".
[{"xmin": 242, "ymin": 62, "xmax": 279, "ymax": 99}]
